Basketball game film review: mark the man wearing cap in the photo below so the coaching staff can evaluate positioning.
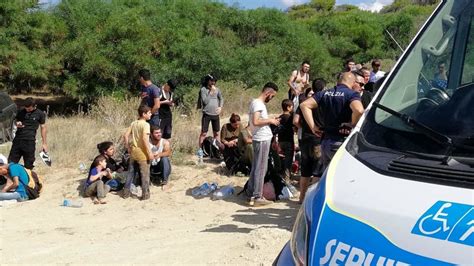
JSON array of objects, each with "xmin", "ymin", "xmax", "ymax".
[
  {"xmin": 198, "ymin": 74, "xmax": 224, "ymax": 148},
  {"xmin": 0, "ymin": 158, "xmax": 29, "ymax": 201},
  {"xmin": 8, "ymin": 97, "xmax": 47, "ymax": 169},
  {"xmin": 138, "ymin": 69, "xmax": 161, "ymax": 127},
  {"xmin": 159, "ymin": 79, "xmax": 177, "ymax": 140}
]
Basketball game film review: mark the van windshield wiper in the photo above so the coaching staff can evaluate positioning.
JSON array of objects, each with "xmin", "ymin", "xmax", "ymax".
[
  {"xmin": 373, "ymin": 102, "xmax": 453, "ymax": 146},
  {"xmin": 372, "ymin": 102, "xmax": 456, "ymax": 164}
]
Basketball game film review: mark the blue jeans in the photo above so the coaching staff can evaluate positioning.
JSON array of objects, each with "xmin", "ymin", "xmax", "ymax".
[
  {"xmin": 150, "ymin": 157, "xmax": 171, "ymax": 184},
  {"xmin": 148, "ymin": 114, "xmax": 160, "ymax": 127},
  {"xmin": 0, "ymin": 192, "xmax": 24, "ymax": 201}
]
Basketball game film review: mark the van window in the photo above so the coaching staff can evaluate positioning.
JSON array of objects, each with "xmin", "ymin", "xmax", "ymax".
[{"xmin": 363, "ymin": 0, "xmax": 473, "ymax": 157}]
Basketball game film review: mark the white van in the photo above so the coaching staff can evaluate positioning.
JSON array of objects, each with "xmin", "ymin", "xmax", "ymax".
[{"xmin": 274, "ymin": 0, "xmax": 474, "ymax": 265}]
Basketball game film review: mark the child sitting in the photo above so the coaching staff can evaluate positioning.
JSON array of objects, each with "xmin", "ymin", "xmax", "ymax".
[{"xmin": 84, "ymin": 155, "xmax": 111, "ymax": 204}]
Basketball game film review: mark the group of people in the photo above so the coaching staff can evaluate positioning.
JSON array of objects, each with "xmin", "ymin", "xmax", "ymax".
[
  {"xmin": 1, "ymin": 59, "xmax": 386, "ymax": 205},
  {"xmin": 208, "ymin": 59, "xmax": 386, "ymax": 206},
  {"xmin": 0, "ymin": 97, "xmax": 47, "ymax": 202},
  {"xmin": 85, "ymin": 69, "xmax": 176, "ymax": 203}
]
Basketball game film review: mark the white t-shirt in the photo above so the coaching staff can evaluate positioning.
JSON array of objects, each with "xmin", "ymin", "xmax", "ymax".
[{"xmin": 249, "ymin": 99, "xmax": 273, "ymax": 142}]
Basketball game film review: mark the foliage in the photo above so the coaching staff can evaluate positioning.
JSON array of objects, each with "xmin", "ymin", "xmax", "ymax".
[{"xmin": 0, "ymin": 0, "xmax": 438, "ymax": 99}]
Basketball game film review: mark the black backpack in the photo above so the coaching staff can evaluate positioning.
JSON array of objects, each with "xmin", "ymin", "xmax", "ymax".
[{"xmin": 202, "ymin": 136, "xmax": 222, "ymax": 159}]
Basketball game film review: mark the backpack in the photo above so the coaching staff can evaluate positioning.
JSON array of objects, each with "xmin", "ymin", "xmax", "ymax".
[
  {"xmin": 238, "ymin": 147, "xmax": 285, "ymax": 198},
  {"xmin": 202, "ymin": 136, "xmax": 222, "ymax": 159},
  {"xmin": 20, "ymin": 169, "xmax": 44, "ymax": 200}
]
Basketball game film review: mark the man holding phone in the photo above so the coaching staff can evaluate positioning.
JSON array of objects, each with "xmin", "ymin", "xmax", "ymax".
[{"xmin": 8, "ymin": 97, "xmax": 47, "ymax": 169}]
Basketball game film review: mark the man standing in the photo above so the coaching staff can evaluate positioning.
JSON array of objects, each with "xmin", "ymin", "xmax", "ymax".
[
  {"xmin": 138, "ymin": 69, "xmax": 161, "ymax": 127},
  {"xmin": 123, "ymin": 105, "xmax": 153, "ymax": 200},
  {"xmin": 198, "ymin": 74, "xmax": 224, "ymax": 148},
  {"xmin": 149, "ymin": 126, "xmax": 172, "ymax": 190},
  {"xmin": 353, "ymin": 70, "xmax": 373, "ymax": 108},
  {"xmin": 8, "ymin": 97, "xmax": 47, "ymax": 169},
  {"xmin": 287, "ymin": 61, "xmax": 310, "ymax": 100},
  {"xmin": 246, "ymin": 82, "xmax": 280, "ymax": 207},
  {"xmin": 159, "ymin": 79, "xmax": 178, "ymax": 140},
  {"xmin": 369, "ymin": 59, "xmax": 386, "ymax": 83},
  {"xmin": 300, "ymin": 72, "xmax": 364, "ymax": 170}
]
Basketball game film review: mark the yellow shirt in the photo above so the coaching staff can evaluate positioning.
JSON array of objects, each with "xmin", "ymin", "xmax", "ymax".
[{"xmin": 129, "ymin": 120, "xmax": 150, "ymax": 161}]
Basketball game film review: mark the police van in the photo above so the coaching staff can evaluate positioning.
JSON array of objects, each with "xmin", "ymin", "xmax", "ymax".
[{"xmin": 274, "ymin": 0, "xmax": 473, "ymax": 265}]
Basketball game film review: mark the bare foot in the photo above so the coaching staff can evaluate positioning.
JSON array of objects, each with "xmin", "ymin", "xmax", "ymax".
[
  {"xmin": 93, "ymin": 198, "xmax": 100, "ymax": 205},
  {"xmin": 99, "ymin": 199, "xmax": 107, "ymax": 204},
  {"xmin": 161, "ymin": 183, "xmax": 173, "ymax": 191}
]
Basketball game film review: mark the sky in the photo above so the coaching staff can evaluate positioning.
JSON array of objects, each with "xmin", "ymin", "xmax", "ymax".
[{"xmin": 220, "ymin": 0, "xmax": 395, "ymax": 12}]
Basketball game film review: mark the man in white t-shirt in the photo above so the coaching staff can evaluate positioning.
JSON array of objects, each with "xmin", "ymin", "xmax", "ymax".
[
  {"xmin": 246, "ymin": 82, "xmax": 280, "ymax": 207},
  {"xmin": 149, "ymin": 126, "xmax": 172, "ymax": 190}
]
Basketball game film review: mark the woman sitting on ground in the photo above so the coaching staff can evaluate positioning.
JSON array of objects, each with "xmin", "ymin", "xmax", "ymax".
[
  {"xmin": 220, "ymin": 113, "xmax": 243, "ymax": 170},
  {"xmin": 84, "ymin": 155, "xmax": 111, "ymax": 204},
  {"xmin": 93, "ymin": 141, "xmax": 126, "ymax": 190}
]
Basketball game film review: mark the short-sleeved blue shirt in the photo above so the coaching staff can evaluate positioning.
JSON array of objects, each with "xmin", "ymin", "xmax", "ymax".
[
  {"xmin": 8, "ymin": 163, "xmax": 29, "ymax": 199},
  {"xmin": 85, "ymin": 167, "xmax": 101, "ymax": 188},
  {"xmin": 140, "ymin": 84, "xmax": 161, "ymax": 115},
  {"xmin": 314, "ymin": 84, "xmax": 361, "ymax": 139}
]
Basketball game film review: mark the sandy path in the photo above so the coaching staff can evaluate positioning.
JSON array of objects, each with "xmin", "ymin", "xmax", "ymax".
[{"xmin": 0, "ymin": 158, "xmax": 298, "ymax": 265}]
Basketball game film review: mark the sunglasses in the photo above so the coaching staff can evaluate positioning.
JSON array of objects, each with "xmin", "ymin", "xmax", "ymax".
[{"xmin": 356, "ymin": 82, "xmax": 365, "ymax": 86}]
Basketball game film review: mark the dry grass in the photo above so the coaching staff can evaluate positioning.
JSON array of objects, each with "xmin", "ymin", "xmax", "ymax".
[{"xmin": 44, "ymin": 83, "xmax": 288, "ymax": 168}]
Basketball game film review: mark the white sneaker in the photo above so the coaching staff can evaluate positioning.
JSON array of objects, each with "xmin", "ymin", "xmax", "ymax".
[{"xmin": 39, "ymin": 151, "xmax": 52, "ymax": 166}]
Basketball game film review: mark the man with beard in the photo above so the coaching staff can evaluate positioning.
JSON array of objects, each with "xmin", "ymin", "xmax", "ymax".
[
  {"xmin": 287, "ymin": 61, "xmax": 310, "ymax": 100},
  {"xmin": 149, "ymin": 126, "xmax": 172, "ymax": 190},
  {"xmin": 245, "ymin": 82, "xmax": 280, "ymax": 207}
]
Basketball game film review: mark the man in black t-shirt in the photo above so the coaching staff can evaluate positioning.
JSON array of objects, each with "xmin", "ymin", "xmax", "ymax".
[
  {"xmin": 8, "ymin": 97, "xmax": 47, "ymax": 169},
  {"xmin": 159, "ymin": 79, "xmax": 178, "ymax": 140}
]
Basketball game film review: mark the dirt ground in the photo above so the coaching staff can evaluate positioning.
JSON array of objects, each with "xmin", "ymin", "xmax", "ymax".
[{"xmin": 0, "ymin": 157, "xmax": 299, "ymax": 265}]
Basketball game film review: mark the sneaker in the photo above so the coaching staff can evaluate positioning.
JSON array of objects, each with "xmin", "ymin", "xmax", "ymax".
[
  {"xmin": 39, "ymin": 150, "xmax": 52, "ymax": 166},
  {"xmin": 248, "ymin": 197, "xmax": 255, "ymax": 207},
  {"xmin": 253, "ymin": 197, "xmax": 273, "ymax": 207}
]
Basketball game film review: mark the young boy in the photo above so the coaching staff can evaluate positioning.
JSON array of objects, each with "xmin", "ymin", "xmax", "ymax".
[
  {"xmin": 123, "ymin": 105, "xmax": 153, "ymax": 200},
  {"xmin": 84, "ymin": 155, "xmax": 110, "ymax": 204},
  {"xmin": 277, "ymin": 99, "xmax": 295, "ymax": 182}
]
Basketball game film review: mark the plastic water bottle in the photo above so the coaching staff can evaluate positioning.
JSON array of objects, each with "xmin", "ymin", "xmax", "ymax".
[
  {"xmin": 202, "ymin": 182, "xmax": 218, "ymax": 196},
  {"xmin": 197, "ymin": 148, "xmax": 204, "ymax": 165},
  {"xmin": 287, "ymin": 184, "xmax": 298, "ymax": 196},
  {"xmin": 192, "ymin": 182, "xmax": 209, "ymax": 196},
  {"xmin": 62, "ymin": 199, "xmax": 83, "ymax": 208},
  {"xmin": 212, "ymin": 185, "xmax": 234, "ymax": 200},
  {"xmin": 278, "ymin": 186, "xmax": 293, "ymax": 200},
  {"xmin": 79, "ymin": 162, "xmax": 87, "ymax": 174}
]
